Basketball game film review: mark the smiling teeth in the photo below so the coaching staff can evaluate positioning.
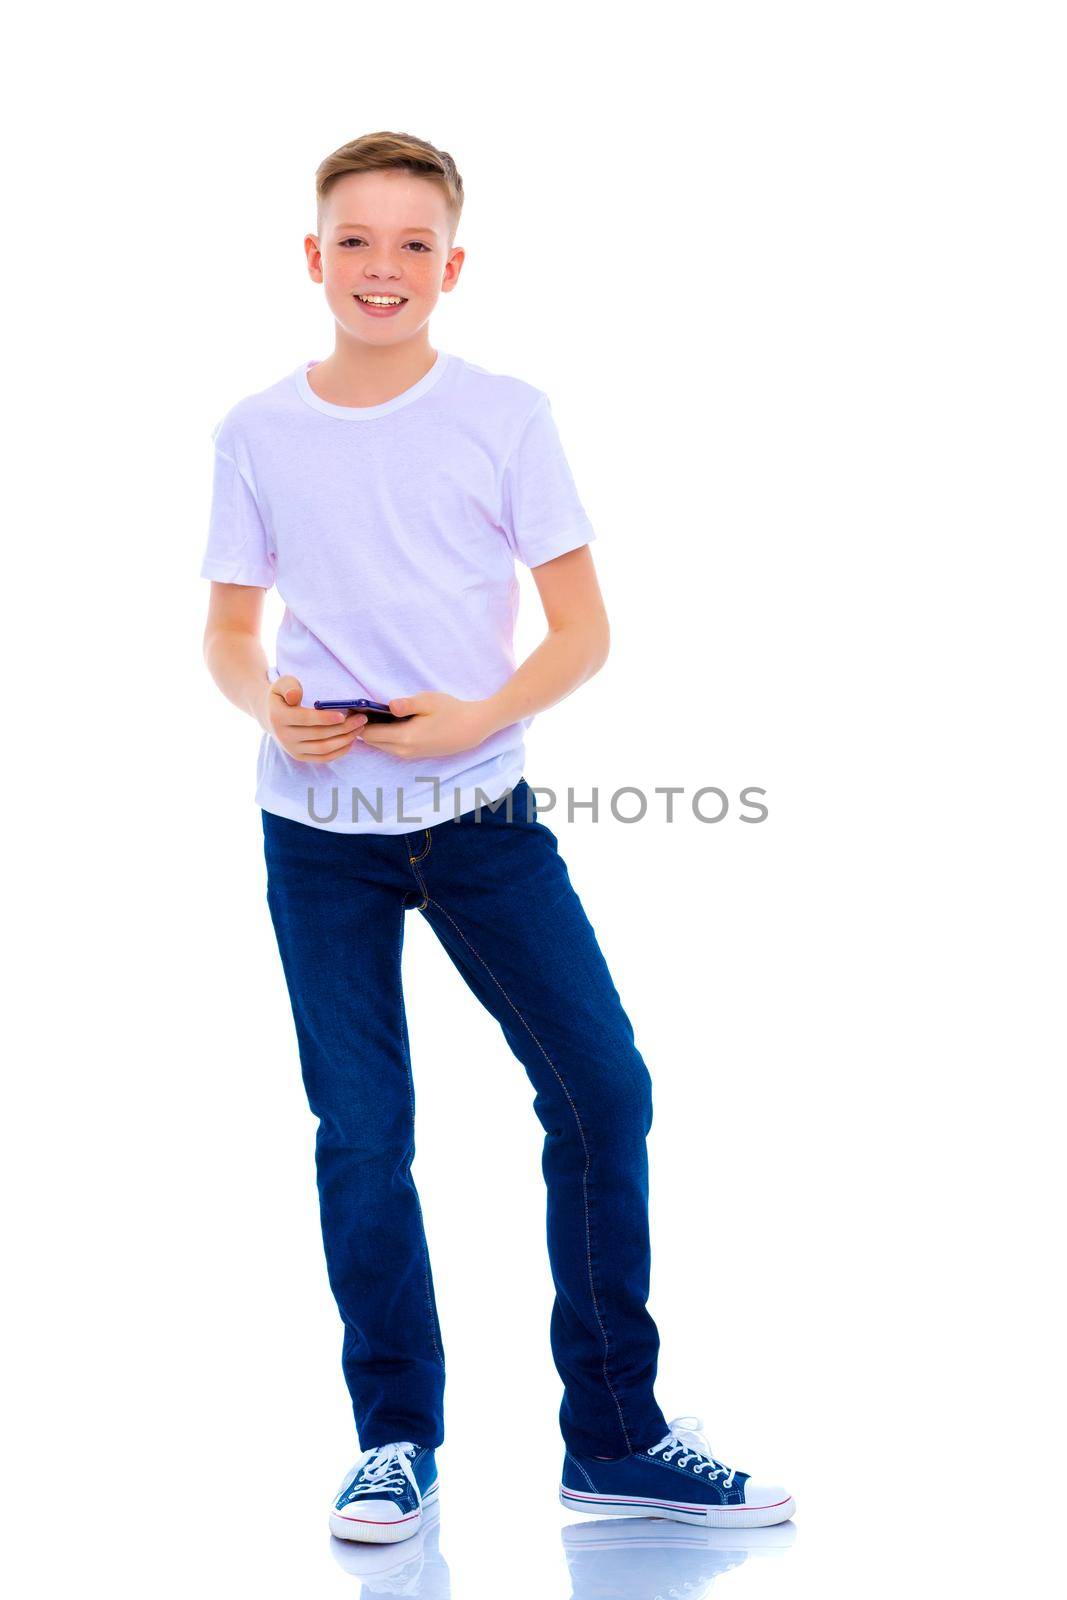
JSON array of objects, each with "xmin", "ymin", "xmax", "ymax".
[{"xmin": 358, "ymin": 295, "xmax": 404, "ymax": 305}]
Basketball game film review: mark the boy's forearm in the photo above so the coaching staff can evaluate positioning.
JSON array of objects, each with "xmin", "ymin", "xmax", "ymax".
[
  {"xmin": 480, "ymin": 620, "xmax": 609, "ymax": 738},
  {"xmin": 203, "ymin": 628, "xmax": 272, "ymax": 731}
]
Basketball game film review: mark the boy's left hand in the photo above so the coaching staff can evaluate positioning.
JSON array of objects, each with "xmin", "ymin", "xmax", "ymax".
[{"xmin": 356, "ymin": 693, "xmax": 495, "ymax": 760}]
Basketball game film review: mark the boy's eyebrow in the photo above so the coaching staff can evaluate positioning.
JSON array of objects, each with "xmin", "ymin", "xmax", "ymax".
[{"xmin": 332, "ymin": 223, "xmax": 438, "ymax": 236}]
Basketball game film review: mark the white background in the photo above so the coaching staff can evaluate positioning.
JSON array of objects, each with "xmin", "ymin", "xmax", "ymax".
[{"xmin": 5, "ymin": 3, "xmax": 1063, "ymax": 1597}]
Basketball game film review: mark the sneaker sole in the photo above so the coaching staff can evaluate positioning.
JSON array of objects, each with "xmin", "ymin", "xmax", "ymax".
[
  {"xmin": 330, "ymin": 1481, "xmax": 439, "ymax": 1543},
  {"xmin": 559, "ymin": 1485, "xmax": 795, "ymax": 1529}
]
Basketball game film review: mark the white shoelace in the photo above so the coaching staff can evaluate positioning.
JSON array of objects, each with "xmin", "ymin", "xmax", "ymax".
[
  {"xmin": 648, "ymin": 1415, "xmax": 737, "ymax": 1488},
  {"xmin": 342, "ymin": 1441, "xmax": 418, "ymax": 1499}
]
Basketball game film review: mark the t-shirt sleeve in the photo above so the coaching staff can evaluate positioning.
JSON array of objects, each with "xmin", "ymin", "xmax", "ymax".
[
  {"xmin": 200, "ymin": 427, "xmax": 276, "ymax": 589},
  {"xmin": 500, "ymin": 394, "xmax": 596, "ymax": 568}
]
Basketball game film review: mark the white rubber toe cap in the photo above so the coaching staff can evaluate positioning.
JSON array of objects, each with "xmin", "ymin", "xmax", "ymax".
[
  {"xmin": 743, "ymin": 1481, "xmax": 792, "ymax": 1510},
  {"xmin": 333, "ymin": 1498, "xmax": 406, "ymax": 1524}
]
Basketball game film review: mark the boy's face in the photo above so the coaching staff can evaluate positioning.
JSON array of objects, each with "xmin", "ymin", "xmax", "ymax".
[{"xmin": 305, "ymin": 170, "xmax": 463, "ymax": 346}]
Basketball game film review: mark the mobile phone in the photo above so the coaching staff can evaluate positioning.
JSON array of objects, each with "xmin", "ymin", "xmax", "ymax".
[{"xmin": 313, "ymin": 698, "xmax": 413, "ymax": 723}]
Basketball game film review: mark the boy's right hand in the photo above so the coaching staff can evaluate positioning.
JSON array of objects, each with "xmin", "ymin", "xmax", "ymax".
[{"xmin": 258, "ymin": 675, "xmax": 368, "ymax": 762}]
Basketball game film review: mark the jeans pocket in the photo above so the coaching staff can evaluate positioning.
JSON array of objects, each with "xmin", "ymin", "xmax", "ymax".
[
  {"xmin": 506, "ymin": 777, "xmax": 537, "ymax": 824},
  {"xmin": 455, "ymin": 777, "xmax": 536, "ymax": 829}
]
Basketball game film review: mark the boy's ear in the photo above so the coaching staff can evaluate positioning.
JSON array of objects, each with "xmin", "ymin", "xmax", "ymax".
[
  {"xmin": 304, "ymin": 234, "xmax": 324, "ymax": 282},
  {"xmin": 441, "ymin": 246, "xmax": 465, "ymax": 292}
]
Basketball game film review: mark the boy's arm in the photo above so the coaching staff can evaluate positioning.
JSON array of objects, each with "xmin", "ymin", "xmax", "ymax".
[
  {"xmin": 365, "ymin": 543, "xmax": 610, "ymax": 759},
  {"xmin": 202, "ymin": 581, "xmax": 369, "ymax": 761},
  {"xmin": 362, "ymin": 545, "xmax": 609, "ymax": 759},
  {"xmin": 480, "ymin": 544, "xmax": 610, "ymax": 736},
  {"xmin": 202, "ymin": 581, "xmax": 274, "ymax": 731}
]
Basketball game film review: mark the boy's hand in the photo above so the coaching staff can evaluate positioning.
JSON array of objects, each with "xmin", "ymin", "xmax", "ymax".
[
  {"xmin": 258, "ymin": 675, "xmax": 368, "ymax": 763},
  {"xmin": 357, "ymin": 693, "xmax": 494, "ymax": 760}
]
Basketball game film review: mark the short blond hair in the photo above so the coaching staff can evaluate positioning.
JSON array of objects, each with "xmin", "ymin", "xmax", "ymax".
[{"xmin": 315, "ymin": 131, "xmax": 464, "ymax": 244}]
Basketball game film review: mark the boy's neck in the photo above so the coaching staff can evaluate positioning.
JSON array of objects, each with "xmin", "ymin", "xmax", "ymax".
[{"xmin": 307, "ymin": 336, "xmax": 438, "ymax": 409}]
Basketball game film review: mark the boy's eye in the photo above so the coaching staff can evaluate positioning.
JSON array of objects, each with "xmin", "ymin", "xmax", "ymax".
[{"xmin": 338, "ymin": 238, "xmax": 431, "ymax": 251}]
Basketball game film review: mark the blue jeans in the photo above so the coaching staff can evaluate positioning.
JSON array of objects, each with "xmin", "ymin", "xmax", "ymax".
[{"xmin": 261, "ymin": 777, "xmax": 669, "ymax": 1458}]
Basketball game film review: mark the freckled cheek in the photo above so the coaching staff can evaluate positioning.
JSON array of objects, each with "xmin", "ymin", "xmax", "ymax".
[
  {"xmin": 334, "ymin": 265, "xmax": 436, "ymax": 299},
  {"xmin": 403, "ymin": 265, "xmax": 438, "ymax": 299}
]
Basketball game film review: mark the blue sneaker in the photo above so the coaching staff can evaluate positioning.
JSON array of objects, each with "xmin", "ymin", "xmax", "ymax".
[
  {"xmin": 560, "ymin": 1416, "xmax": 795, "ymax": 1529},
  {"xmin": 329, "ymin": 1440, "xmax": 439, "ymax": 1544}
]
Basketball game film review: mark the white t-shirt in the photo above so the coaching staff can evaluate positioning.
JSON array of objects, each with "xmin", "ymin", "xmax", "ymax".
[{"xmin": 201, "ymin": 348, "xmax": 596, "ymax": 832}]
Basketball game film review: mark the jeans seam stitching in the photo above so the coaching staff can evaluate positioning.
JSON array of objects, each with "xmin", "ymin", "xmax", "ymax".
[
  {"xmin": 419, "ymin": 892, "xmax": 633, "ymax": 1455},
  {"xmin": 394, "ymin": 909, "xmax": 442, "ymax": 1367},
  {"xmin": 408, "ymin": 838, "xmax": 431, "ymax": 909}
]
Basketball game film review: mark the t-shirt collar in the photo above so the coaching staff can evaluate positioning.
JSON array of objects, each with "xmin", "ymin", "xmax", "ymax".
[{"xmin": 294, "ymin": 348, "xmax": 450, "ymax": 421}]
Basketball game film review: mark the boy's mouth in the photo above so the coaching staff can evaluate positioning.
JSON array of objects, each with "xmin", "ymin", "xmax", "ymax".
[{"xmin": 354, "ymin": 293, "xmax": 408, "ymax": 317}]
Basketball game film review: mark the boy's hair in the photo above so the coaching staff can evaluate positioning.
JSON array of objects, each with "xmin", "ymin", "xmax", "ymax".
[{"xmin": 315, "ymin": 131, "xmax": 464, "ymax": 246}]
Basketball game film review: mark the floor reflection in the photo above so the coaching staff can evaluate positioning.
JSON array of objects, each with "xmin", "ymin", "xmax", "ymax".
[
  {"xmin": 329, "ymin": 1501, "xmax": 795, "ymax": 1598},
  {"xmin": 330, "ymin": 1501, "xmax": 449, "ymax": 1594},
  {"xmin": 562, "ymin": 1516, "xmax": 796, "ymax": 1597}
]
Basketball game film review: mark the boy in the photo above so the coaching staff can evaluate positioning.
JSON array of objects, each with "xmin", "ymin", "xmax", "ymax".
[{"xmin": 200, "ymin": 131, "xmax": 794, "ymax": 1544}]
